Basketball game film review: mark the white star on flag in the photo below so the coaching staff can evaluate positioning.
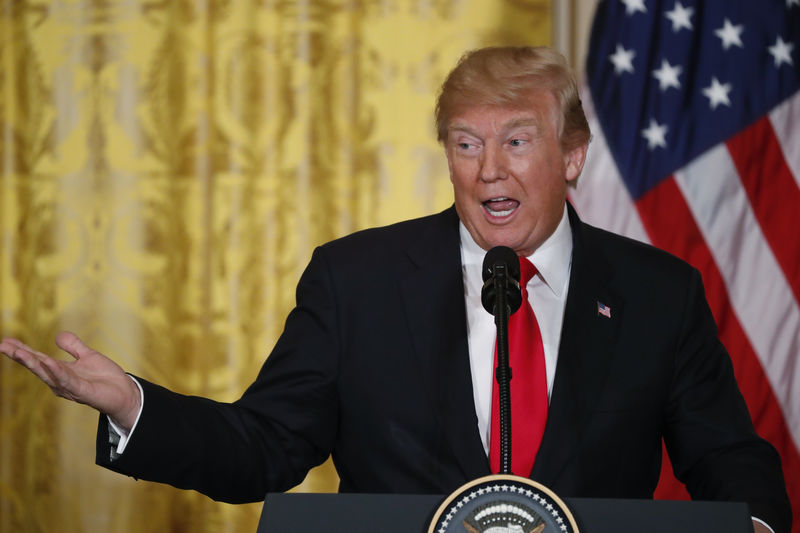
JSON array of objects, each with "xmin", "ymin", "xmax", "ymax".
[
  {"xmin": 609, "ymin": 44, "xmax": 635, "ymax": 74},
  {"xmin": 641, "ymin": 119, "xmax": 668, "ymax": 149},
  {"xmin": 768, "ymin": 36, "xmax": 794, "ymax": 67},
  {"xmin": 715, "ymin": 19, "xmax": 744, "ymax": 50},
  {"xmin": 621, "ymin": 0, "xmax": 647, "ymax": 16},
  {"xmin": 665, "ymin": 2, "xmax": 694, "ymax": 32},
  {"xmin": 702, "ymin": 77, "xmax": 733, "ymax": 109},
  {"xmin": 653, "ymin": 59, "xmax": 682, "ymax": 91}
]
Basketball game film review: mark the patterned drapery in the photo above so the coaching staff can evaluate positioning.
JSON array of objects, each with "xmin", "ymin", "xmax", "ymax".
[{"xmin": 0, "ymin": 1, "xmax": 551, "ymax": 531}]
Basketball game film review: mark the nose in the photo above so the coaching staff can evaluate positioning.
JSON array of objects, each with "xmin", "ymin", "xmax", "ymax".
[{"xmin": 479, "ymin": 143, "xmax": 507, "ymax": 182}]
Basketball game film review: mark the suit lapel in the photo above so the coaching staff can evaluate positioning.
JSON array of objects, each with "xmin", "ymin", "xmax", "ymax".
[
  {"xmin": 398, "ymin": 207, "xmax": 490, "ymax": 482},
  {"xmin": 531, "ymin": 204, "xmax": 623, "ymax": 486},
  {"xmin": 395, "ymin": 204, "xmax": 624, "ymax": 485}
]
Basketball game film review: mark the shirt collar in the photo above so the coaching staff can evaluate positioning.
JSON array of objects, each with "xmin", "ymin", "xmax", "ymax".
[{"xmin": 459, "ymin": 205, "xmax": 573, "ymax": 297}]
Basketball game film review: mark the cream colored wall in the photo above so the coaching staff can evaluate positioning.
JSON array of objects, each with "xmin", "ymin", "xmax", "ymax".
[{"xmin": 553, "ymin": 0, "xmax": 598, "ymax": 80}]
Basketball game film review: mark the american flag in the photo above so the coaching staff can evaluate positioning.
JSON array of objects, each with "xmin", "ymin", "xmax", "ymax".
[{"xmin": 570, "ymin": 0, "xmax": 800, "ymax": 526}]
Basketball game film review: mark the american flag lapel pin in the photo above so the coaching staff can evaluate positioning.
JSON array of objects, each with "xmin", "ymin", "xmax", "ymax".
[{"xmin": 597, "ymin": 301, "xmax": 611, "ymax": 318}]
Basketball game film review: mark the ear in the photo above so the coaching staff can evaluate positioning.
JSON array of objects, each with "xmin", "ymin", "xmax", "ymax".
[
  {"xmin": 445, "ymin": 147, "xmax": 456, "ymax": 184},
  {"xmin": 564, "ymin": 143, "xmax": 588, "ymax": 184}
]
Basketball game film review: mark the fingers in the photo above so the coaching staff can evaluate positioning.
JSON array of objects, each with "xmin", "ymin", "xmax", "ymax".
[
  {"xmin": 36, "ymin": 355, "xmax": 66, "ymax": 392},
  {"xmin": 1, "ymin": 337, "xmax": 86, "ymax": 401},
  {"xmin": 55, "ymin": 331, "xmax": 92, "ymax": 360},
  {"xmin": 1, "ymin": 338, "xmax": 42, "ymax": 367},
  {"xmin": 3, "ymin": 333, "xmax": 97, "ymax": 362},
  {"xmin": 4, "ymin": 333, "xmax": 134, "ymax": 414},
  {"xmin": 1, "ymin": 337, "xmax": 61, "ymax": 388},
  {"xmin": 37, "ymin": 355, "xmax": 81, "ymax": 402},
  {"xmin": 1, "ymin": 337, "xmax": 49, "ymax": 360}
]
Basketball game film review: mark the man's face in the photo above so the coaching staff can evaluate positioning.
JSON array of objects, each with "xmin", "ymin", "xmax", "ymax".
[{"xmin": 445, "ymin": 90, "xmax": 587, "ymax": 256}]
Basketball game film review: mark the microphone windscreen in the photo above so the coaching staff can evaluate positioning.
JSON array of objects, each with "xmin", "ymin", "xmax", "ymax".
[
  {"xmin": 482, "ymin": 246, "xmax": 521, "ymax": 283},
  {"xmin": 481, "ymin": 246, "xmax": 523, "ymax": 316}
]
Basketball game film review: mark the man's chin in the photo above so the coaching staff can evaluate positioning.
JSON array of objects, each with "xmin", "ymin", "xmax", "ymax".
[{"xmin": 476, "ymin": 235, "xmax": 523, "ymax": 255}]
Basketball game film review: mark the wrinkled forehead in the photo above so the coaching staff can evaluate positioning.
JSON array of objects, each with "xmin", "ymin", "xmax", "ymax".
[{"xmin": 445, "ymin": 91, "xmax": 560, "ymax": 138}]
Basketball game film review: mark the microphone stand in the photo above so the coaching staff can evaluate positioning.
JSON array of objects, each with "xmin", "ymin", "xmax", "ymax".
[{"xmin": 493, "ymin": 263, "xmax": 513, "ymax": 475}]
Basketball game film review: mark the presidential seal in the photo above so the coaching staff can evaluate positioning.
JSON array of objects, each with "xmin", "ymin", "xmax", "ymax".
[{"xmin": 428, "ymin": 475, "xmax": 579, "ymax": 533}]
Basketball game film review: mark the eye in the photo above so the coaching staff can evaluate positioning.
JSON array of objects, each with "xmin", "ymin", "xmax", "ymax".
[
  {"xmin": 509, "ymin": 138, "xmax": 525, "ymax": 147},
  {"xmin": 458, "ymin": 142, "xmax": 472, "ymax": 150}
]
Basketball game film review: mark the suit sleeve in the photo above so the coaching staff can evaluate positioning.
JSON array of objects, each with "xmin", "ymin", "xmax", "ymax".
[
  {"xmin": 663, "ymin": 268, "xmax": 791, "ymax": 533},
  {"xmin": 96, "ymin": 246, "xmax": 341, "ymax": 503}
]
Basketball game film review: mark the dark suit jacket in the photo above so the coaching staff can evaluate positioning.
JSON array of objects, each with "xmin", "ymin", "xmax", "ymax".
[{"xmin": 97, "ymin": 205, "xmax": 791, "ymax": 532}]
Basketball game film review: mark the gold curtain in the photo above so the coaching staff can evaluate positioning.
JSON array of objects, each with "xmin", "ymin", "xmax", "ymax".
[{"xmin": 0, "ymin": 1, "xmax": 551, "ymax": 531}]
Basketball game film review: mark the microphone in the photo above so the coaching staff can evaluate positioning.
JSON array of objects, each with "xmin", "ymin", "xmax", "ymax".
[
  {"xmin": 480, "ymin": 245, "xmax": 523, "ymax": 475},
  {"xmin": 481, "ymin": 246, "xmax": 523, "ymax": 317}
]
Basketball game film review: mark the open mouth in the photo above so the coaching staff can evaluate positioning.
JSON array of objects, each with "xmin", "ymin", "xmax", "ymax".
[{"xmin": 482, "ymin": 197, "xmax": 519, "ymax": 218}]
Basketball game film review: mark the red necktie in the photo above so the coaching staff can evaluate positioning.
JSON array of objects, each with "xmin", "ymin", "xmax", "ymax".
[{"xmin": 489, "ymin": 256, "xmax": 548, "ymax": 476}]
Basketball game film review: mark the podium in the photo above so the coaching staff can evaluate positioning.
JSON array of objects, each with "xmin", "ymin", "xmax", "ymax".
[{"xmin": 257, "ymin": 492, "xmax": 754, "ymax": 533}]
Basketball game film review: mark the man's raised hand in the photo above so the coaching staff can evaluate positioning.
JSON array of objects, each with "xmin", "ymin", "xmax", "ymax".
[{"xmin": 0, "ymin": 332, "xmax": 141, "ymax": 432}]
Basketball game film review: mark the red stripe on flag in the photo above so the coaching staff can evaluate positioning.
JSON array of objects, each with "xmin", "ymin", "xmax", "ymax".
[
  {"xmin": 726, "ymin": 117, "xmax": 800, "ymax": 303},
  {"xmin": 635, "ymin": 177, "xmax": 800, "ymax": 519}
]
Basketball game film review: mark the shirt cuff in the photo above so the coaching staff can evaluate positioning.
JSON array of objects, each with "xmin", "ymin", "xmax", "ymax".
[
  {"xmin": 752, "ymin": 517, "xmax": 775, "ymax": 533},
  {"xmin": 106, "ymin": 375, "xmax": 144, "ymax": 458}
]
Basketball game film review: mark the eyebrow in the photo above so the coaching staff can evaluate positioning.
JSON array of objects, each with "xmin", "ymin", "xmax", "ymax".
[
  {"xmin": 447, "ymin": 123, "xmax": 479, "ymax": 136},
  {"xmin": 504, "ymin": 117, "xmax": 540, "ymax": 130}
]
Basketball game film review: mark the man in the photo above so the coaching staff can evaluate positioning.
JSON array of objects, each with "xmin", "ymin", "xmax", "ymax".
[{"xmin": 1, "ymin": 47, "xmax": 791, "ymax": 532}]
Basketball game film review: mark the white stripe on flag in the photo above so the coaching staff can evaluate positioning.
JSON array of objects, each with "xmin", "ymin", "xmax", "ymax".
[
  {"xmin": 768, "ymin": 90, "xmax": 800, "ymax": 190},
  {"xmin": 570, "ymin": 87, "xmax": 650, "ymax": 244},
  {"xmin": 675, "ymin": 144, "xmax": 800, "ymax": 449}
]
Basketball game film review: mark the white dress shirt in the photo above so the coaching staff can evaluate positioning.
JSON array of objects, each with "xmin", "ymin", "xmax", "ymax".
[{"xmin": 459, "ymin": 206, "xmax": 573, "ymax": 455}]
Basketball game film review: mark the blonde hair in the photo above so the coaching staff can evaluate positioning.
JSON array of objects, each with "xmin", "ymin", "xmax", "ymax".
[{"xmin": 435, "ymin": 46, "xmax": 590, "ymax": 153}]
